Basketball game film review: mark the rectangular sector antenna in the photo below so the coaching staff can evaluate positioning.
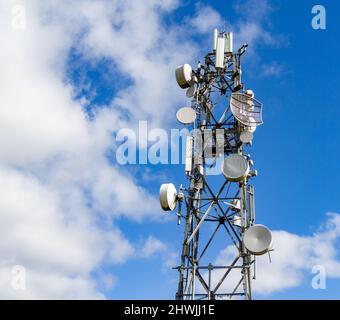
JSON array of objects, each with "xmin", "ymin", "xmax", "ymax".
[
  {"xmin": 215, "ymin": 36, "xmax": 225, "ymax": 68},
  {"xmin": 185, "ymin": 136, "xmax": 193, "ymax": 174},
  {"xmin": 225, "ymin": 32, "xmax": 233, "ymax": 53},
  {"xmin": 249, "ymin": 185, "xmax": 255, "ymax": 223},
  {"xmin": 213, "ymin": 28, "xmax": 218, "ymax": 50}
]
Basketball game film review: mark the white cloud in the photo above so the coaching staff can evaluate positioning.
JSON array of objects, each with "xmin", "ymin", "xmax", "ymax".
[
  {"xmin": 0, "ymin": 266, "xmax": 103, "ymax": 299},
  {"xmin": 106, "ymin": 229, "xmax": 135, "ymax": 264},
  {"xmin": 260, "ymin": 61, "xmax": 284, "ymax": 78},
  {"xmin": 139, "ymin": 236, "xmax": 167, "ymax": 258},
  {"xmin": 0, "ymin": 167, "xmax": 109, "ymax": 299},
  {"xmin": 233, "ymin": 0, "xmax": 274, "ymax": 22},
  {"xmin": 47, "ymin": 0, "xmax": 197, "ymax": 128},
  {"xmin": 190, "ymin": 6, "xmax": 223, "ymax": 34},
  {"xmin": 162, "ymin": 251, "xmax": 178, "ymax": 270},
  {"xmin": 0, "ymin": 167, "xmax": 103, "ymax": 275}
]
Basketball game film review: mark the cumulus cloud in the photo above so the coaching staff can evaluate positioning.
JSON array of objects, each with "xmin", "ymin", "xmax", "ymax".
[
  {"xmin": 231, "ymin": 0, "xmax": 284, "ymax": 47},
  {"xmin": 190, "ymin": 6, "xmax": 223, "ymax": 34},
  {"xmin": 260, "ymin": 61, "xmax": 284, "ymax": 78},
  {"xmin": 0, "ymin": 266, "xmax": 104, "ymax": 299},
  {"xmin": 139, "ymin": 236, "xmax": 167, "ymax": 258},
  {"xmin": 56, "ymin": 0, "xmax": 197, "ymax": 128}
]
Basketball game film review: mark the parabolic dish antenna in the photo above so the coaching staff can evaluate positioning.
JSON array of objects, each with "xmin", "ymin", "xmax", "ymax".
[
  {"xmin": 159, "ymin": 183, "xmax": 177, "ymax": 211},
  {"xmin": 221, "ymin": 153, "xmax": 249, "ymax": 182},
  {"xmin": 175, "ymin": 64, "xmax": 193, "ymax": 89},
  {"xmin": 243, "ymin": 224, "xmax": 273, "ymax": 255},
  {"xmin": 176, "ymin": 107, "xmax": 196, "ymax": 125},
  {"xmin": 230, "ymin": 93, "xmax": 263, "ymax": 127},
  {"xmin": 240, "ymin": 131, "xmax": 253, "ymax": 144}
]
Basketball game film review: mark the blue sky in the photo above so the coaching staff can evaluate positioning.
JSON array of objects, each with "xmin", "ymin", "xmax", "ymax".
[{"xmin": 0, "ymin": 0, "xmax": 340, "ymax": 299}]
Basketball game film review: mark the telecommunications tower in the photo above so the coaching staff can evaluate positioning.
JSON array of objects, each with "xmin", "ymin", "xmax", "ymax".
[{"xmin": 159, "ymin": 29, "xmax": 273, "ymax": 300}]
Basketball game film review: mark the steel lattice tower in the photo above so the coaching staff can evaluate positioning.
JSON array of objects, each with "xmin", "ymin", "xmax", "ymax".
[{"xmin": 160, "ymin": 30, "xmax": 272, "ymax": 300}]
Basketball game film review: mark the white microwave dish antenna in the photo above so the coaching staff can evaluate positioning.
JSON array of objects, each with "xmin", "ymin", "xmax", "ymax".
[
  {"xmin": 176, "ymin": 107, "xmax": 196, "ymax": 125},
  {"xmin": 221, "ymin": 153, "xmax": 249, "ymax": 182},
  {"xmin": 243, "ymin": 224, "xmax": 273, "ymax": 255},
  {"xmin": 159, "ymin": 183, "xmax": 177, "ymax": 211},
  {"xmin": 175, "ymin": 64, "xmax": 193, "ymax": 89}
]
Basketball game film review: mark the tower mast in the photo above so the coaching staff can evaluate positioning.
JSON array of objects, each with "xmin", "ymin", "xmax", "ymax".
[{"xmin": 160, "ymin": 30, "xmax": 272, "ymax": 300}]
